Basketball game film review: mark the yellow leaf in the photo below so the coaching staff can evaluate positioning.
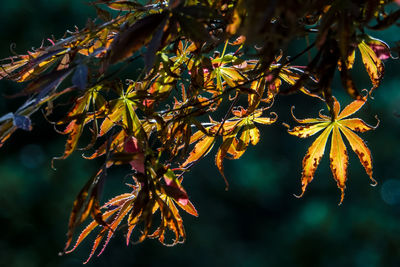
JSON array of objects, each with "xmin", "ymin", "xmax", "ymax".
[
  {"xmin": 346, "ymin": 49, "xmax": 356, "ymax": 69},
  {"xmin": 236, "ymin": 124, "xmax": 251, "ymax": 152},
  {"xmin": 226, "ymin": 138, "xmax": 242, "ymax": 159},
  {"xmin": 287, "ymin": 96, "xmax": 378, "ymax": 202},
  {"xmin": 181, "ymin": 135, "xmax": 215, "ymax": 167},
  {"xmin": 188, "ymin": 129, "xmax": 207, "ymax": 144},
  {"xmin": 329, "ymin": 125, "xmax": 348, "ymax": 204},
  {"xmin": 358, "ymin": 40, "xmax": 384, "ymax": 91},
  {"xmin": 339, "ymin": 118, "xmax": 379, "ymax": 132},
  {"xmin": 287, "ymin": 123, "xmax": 330, "ymax": 138},
  {"xmin": 337, "ymin": 97, "xmax": 366, "ymax": 120},
  {"xmin": 253, "ymin": 116, "xmax": 277, "ymax": 125},
  {"xmin": 99, "ymin": 100, "xmax": 124, "ymax": 136},
  {"xmin": 338, "ymin": 125, "xmax": 376, "ymax": 186},
  {"xmin": 298, "ymin": 125, "xmax": 333, "ymax": 198},
  {"xmin": 219, "ymin": 67, "xmax": 245, "ymax": 87},
  {"xmin": 333, "ymin": 96, "xmax": 341, "ymax": 118},
  {"xmin": 248, "ymin": 123, "xmax": 260, "ymax": 145},
  {"xmin": 252, "ymin": 111, "xmax": 278, "ymax": 125}
]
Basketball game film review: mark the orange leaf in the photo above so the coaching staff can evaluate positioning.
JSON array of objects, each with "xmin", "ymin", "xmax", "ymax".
[
  {"xmin": 181, "ymin": 135, "xmax": 215, "ymax": 167},
  {"xmin": 337, "ymin": 97, "xmax": 366, "ymax": 120},
  {"xmin": 65, "ymin": 209, "xmax": 117, "ymax": 254},
  {"xmin": 298, "ymin": 125, "xmax": 333, "ymax": 197},
  {"xmin": 215, "ymin": 137, "xmax": 235, "ymax": 188},
  {"xmin": 175, "ymin": 199, "xmax": 198, "ymax": 217},
  {"xmin": 339, "ymin": 118, "xmax": 379, "ymax": 132},
  {"xmin": 287, "ymin": 96, "xmax": 378, "ymax": 203},
  {"xmin": 339, "ymin": 125, "xmax": 376, "ymax": 186}
]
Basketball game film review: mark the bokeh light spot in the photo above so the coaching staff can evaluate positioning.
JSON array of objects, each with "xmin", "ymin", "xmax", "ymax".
[
  {"xmin": 19, "ymin": 144, "xmax": 45, "ymax": 169},
  {"xmin": 380, "ymin": 179, "xmax": 400, "ymax": 205}
]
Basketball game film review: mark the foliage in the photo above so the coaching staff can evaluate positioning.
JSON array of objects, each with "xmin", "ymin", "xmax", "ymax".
[
  {"xmin": 0, "ymin": 0, "xmax": 398, "ymax": 263},
  {"xmin": 285, "ymin": 95, "xmax": 379, "ymax": 204}
]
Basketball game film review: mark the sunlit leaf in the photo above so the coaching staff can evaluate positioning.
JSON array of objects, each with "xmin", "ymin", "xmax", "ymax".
[
  {"xmin": 64, "ymin": 168, "xmax": 107, "ymax": 252},
  {"xmin": 286, "ymin": 97, "xmax": 378, "ymax": 203},
  {"xmin": 329, "ymin": 125, "xmax": 348, "ymax": 203},
  {"xmin": 181, "ymin": 135, "xmax": 215, "ymax": 167},
  {"xmin": 0, "ymin": 0, "xmax": 395, "ymax": 262},
  {"xmin": 358, "ymin": 40, "xmax": 384, "ymax": 91},
  {"xmin": 106, "ymin": 1, "xmax": 144, "ymax": 11}
]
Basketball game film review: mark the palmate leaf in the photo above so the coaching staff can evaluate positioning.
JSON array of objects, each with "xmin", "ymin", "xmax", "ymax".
[
  {"xmin": 64, "ymin": 168, "xmax": 108, "ymax": 252},
  {"xmin": 181, "ymin": 109, "xmax": 277, "ymax": 187},
  {"xmin": 215, "ymin": 109, "xmax": 277, "ymax": 183},
  {"xmin": 53, "ymin": 85, "xmax": 106, "ymax": 161},
  {"xmin": 286, "ymin": 96, "xmax": 379, "ymax": 204},
  {"xmin": 65, "ymin": 169, "xmax": 197, "ymax": 264}
]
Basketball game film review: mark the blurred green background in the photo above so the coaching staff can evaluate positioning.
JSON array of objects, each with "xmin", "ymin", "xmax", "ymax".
[{"xmin": 0, "ymin": 1, "xmax": 400, "ymax": 266}]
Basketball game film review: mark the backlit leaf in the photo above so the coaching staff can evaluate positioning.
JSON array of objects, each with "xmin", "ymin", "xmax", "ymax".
[
  {"xmin": 64, "ymin": 168, "xmax": 107, "ymax": 252},
  {"xmin": 287, "ymin": 97, "xmax": 378, "ymax": 202},
  {"xmin": 106, "ymin": 1, "xmax": 144, "ymax": 11},
  {"xmin": 181, "ymin": 135, "xmax": 215, "ymax": 167},
  {"xmin": 358, "ymin": 40, "xmax": 384, "ymax": 91},
  {"xmin": 329, "ymin": 125, "xmax": 348, "ymax": 203},
  {"xmin": 298, "ymin": 125, "xmax": 332, "ymax": 198},
  {"xmin": 339, "ymin": 125, "xmax": 376, "ymax": 186}
]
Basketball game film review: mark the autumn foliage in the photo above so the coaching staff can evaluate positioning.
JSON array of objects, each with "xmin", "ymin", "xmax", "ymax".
[{"xmin": 0, "ymin": 0, "xmax": 398, "ymax": 263}]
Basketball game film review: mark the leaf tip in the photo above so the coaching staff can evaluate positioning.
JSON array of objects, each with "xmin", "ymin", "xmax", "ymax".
[
  {"xmin": 293, "ymin": 190, "xmax": 305, "ymax": 199},
  {"xmin": 338, "ymin": 187, "xmax": 345, "ymax": 206},
  {"xmin": 51, "ymin": 157, "xmax": 58, "ymax": 170},
  {"xmin": 373, "ymin": 115, "xmax": 380, "ymax": 129},
  {"xmin": 369, "ymin": 176, "xmax": 378, "ymax": 187}
]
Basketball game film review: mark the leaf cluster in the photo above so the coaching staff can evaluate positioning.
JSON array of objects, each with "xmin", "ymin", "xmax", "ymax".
[{"xmin": 0, "ymin": 0, "xmax": 398, "ymax": 262}]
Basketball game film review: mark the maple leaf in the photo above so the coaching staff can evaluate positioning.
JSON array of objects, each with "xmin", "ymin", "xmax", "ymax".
[
  {"xmin": 65, "ymin": 168, "xmax": 197, "ymax": 264},
  {"xmin": 181, "ymin": 108, "xmax": 277, "ymax": 188},
  {"xmin": 53, "ymin": 85, "xmax": 106, "ymax": 162},
  {"xmin": 285, "ymin": 96, "xmax": 379, "ymax": 204}
]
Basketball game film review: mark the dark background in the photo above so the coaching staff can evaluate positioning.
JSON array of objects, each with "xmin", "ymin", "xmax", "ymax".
[{"xmin": 0, "ymin": 1, "xmax": 400, "ymax": 266}]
